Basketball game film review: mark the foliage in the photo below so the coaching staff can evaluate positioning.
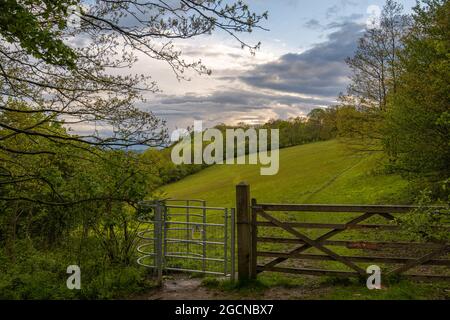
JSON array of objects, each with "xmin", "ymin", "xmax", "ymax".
[
  {"xmin": 0, "ymin": 0, "xmax": 268, "ymax": 206},
  {"xmin": 0, "ymin": 104, "xmax": 162, "ymax": 298},
  {"xmin": 214, "ymin": 107, "xmax": 338, "ymax": 153},
  {"xmin": 0, "ymin": 239, "xmax": 155, "ymax": 299},
  {"xmin": 335, "ymin": 104, "xmax": 385, "ymax": 152},
  {"xmin": 383, "ymin": 0, "xmax": 450, "ymax": 188},
  {"xmin": 260, "ymin": 107, "xmax": 338, "ymax": 147},
  {"xmin": 340, "ymin": 0, "xmax": 449, "ymax": 198},
  {"xmin": 141, "ymin": 147, "xmax": 207, "ymax": 185},
  {"xmin": 345, "ymin": 0, "xmax": 410, "ymax": 110},
  {"xmin": 0, "ymin": 0, "xmax": 79, "ymax": 68},
  {"xmin": 0, "ymin": 1, "xmax": 267, "ymax": 299},
  {"xmin": 337, "ymin": 0, "xmax": 411, "ymax": 155},
  {"xmin": 397, "ymin": 187, "xmax": 450, "ymax": 242}
]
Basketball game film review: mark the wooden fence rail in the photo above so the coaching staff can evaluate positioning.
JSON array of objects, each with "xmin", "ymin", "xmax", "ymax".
[{"xmin": 235, "ymin": 182, "xmax": 450, "ymax": 282}]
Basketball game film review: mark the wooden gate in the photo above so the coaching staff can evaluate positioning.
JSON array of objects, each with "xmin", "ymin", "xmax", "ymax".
[{"xmin": 235, "ymin": 182, "xmax": 450, "ymax": 282}]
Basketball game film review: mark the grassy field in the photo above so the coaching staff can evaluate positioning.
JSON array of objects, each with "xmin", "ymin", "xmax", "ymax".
[
  {"xmin": 159, "ymin": 140, "xmax": 410, "ymax": 206},
  {"xmin": 155, "ymin": 140, "xmax": 449, "ymax": 300}
]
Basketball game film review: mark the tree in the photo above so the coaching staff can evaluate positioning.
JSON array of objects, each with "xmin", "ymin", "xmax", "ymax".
[
  {"xmin": 0, "ymin": 102, "xmax": 161, "ymax": 254},
  {"xmin": 0, "ymin": 0, "xmax": 267, "ymax": 148},
  {"xmin": 0, "ymin": 1, "xmax": 268, "ymax": 267},
  {"xmin": 335, "ymin": 102, "xmax": 385, "ymax": 152},
  {"xmin": 345, "ymin": 0, "xmax": 410, "ymax": 110},
  {"xmin": 0, "ymin": 0, "xmax": 267, "ymax": 205},
  {"xmin": 383, "ymin": 0, "xmax": 450, "ymax": 189},
  {"xmin": 306, "ymin": 107, "xmax": 338, "ymax": 141},
  {"xmin": 337, "ymin": 1, "xmax": 411, "ymax": 152}
]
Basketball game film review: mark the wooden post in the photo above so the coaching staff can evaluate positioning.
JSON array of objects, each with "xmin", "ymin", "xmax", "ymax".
[
  {"xmin": 236, "ymin": 182, "xmax": 251, "ymax": 281},
  {"xmin": 154, "ymin": 202, "xmax": 164, "ymax": 287},
  {"xmin": 250, "ymin": 198, "xmax": 258, "ymax": 279}
]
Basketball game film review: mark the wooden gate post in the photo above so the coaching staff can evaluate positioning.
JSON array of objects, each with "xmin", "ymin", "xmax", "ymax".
[
  {"xmin": 250, "ymin": 198, "xmax": 257, "ymax": 279},
  {"xmin": 236, "ymin": 182, "xmax": 254, "ymax": 281}
]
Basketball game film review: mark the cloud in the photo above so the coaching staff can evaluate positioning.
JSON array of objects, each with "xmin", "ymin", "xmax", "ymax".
[
  {"xmin": 239, "ymin": 22, "xmax": 363, "ymax": 98},
  {"xmin": 304, "ymin": 19, "xmax": 323, "ymax": 30},
  {"xmin": 145, "ymin": 89, "xmax": 333, "ymax": 130},
  {"xmin": 155, "ymin": 90, "xmax": 331, "ymax": 107},
  {"xmin": 326, "ymin": 4, "xmax": 341, "ymax": 19},
  {"xmin": 326, "ymin": 0, "xmax": 359, "ymax": 19},
  {"xmin": 142, "ymin": 22, "xmax": 365, "ymax": 130}
]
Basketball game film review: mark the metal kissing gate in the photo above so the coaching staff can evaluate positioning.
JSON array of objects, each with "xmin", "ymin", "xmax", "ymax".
[{"xmin": 136, "ymin": 199, "xmax": 235, "ymax": 281}]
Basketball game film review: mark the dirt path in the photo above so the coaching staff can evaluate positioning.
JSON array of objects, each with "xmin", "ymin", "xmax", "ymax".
[
  {"xmin": 136, "ymin": 278, "xmax": 223, "ymax": 300},
  {"xmin": 130, "ymin": 274, "xmax": 450, "ymax": 300},
  {"xmin": 132, "ymin": 276, "xmax": 330, "ymax": 300}
]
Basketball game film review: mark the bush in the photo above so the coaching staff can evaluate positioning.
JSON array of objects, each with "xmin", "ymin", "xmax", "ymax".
[
  {"xmin": 397, "ymin": 188, "xmax": 450, "ymax": 242},
  {"xmin": 0, "ymin": 239, "xmax": 155, "ymax": 299}
]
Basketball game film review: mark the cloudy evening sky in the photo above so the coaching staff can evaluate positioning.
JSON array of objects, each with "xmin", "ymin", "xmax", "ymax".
[{"xmin": 133, "ymin": 0, "xmax": 416, "ymax": 131}]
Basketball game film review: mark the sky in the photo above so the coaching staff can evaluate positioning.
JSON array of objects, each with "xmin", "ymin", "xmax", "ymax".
[{"xmin": 126, "ymin": 0, "xmax": 417, "ymax": 131}]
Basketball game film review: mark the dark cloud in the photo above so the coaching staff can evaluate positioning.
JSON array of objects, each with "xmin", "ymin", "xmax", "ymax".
[
  {"xmin": 181, "ymin": 47, "xmax": 243, "ymax": 60},
  {"xmin": 326, "ymin": 0, "xmax": 359, "ymax": 19},
  {"xmin": 156, "ymin": 90, "xmax": 331, "ymax": 107},
  {"xmin": 239, "ymin": 22, "xmax": 363, "ymax": 98},
  {"xmin": 331, "ymin": 13, "xmax": 364, "ymax": 23},
  {"xmin": 145, "ymin": 89, "xmax": 333, "ymax": 130},
  {"xmin": 326, "ymin": 4, "xmax": 341, "ymax": 19},
  {"xmin": 304, "ymin": 19, "xmax": 323, "ymax": 30},
  {"xmin": 144, "ymin": 23, "xmax": 364, "ymax": 129}
]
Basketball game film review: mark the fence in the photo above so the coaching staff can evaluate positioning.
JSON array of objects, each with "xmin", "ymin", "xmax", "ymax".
[
  {"xmin": 236, "ymin": 182, "xmax": 450, "ymax": 282},
  {"xmin": 137, "ymin": 199, "xmax": 235, "ymax": 283}
]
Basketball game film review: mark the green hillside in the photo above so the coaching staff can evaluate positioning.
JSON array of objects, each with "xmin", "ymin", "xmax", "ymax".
[
  {"xmin": 158, "ymin": 140, "xmax": 450, "ymax": 300},
  {"xmin": 160, "ymin": 140, "xmax": 410, "ymax": 207}
]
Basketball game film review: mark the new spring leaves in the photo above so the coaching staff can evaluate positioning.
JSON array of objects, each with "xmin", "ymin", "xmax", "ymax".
[{"xmin": 171, "ymin": 121, "xmax": 280, "ymax": 176}]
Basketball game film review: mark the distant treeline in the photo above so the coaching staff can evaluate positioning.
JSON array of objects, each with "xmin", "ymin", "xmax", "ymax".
[{"xmin": 220, "ymin": 106, "xmax": 339, "ymax": 148}]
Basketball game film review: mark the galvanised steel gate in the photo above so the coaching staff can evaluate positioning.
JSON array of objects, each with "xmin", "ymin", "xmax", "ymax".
[{"xmin": 136, "ymin": 199, "xmax": 235, "ymax": 282}]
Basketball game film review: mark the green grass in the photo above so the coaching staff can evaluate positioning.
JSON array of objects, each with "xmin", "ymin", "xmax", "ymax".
[
  {"xmin": 160, "ymin": 140, "xmax": 411, "ymax": 206},
  {"xmin": 155, "ymin": 140, "xmax": 449, "ymax": 299},
  {"xmin": 314, "ymin": 279, "xmax": 449, "ymax": 300},
  {"xmin": 201, "ymin": 276, "xmax": 449, "ymax": 300}
]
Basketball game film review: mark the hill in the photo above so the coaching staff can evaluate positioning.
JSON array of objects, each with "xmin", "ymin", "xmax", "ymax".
[{"xmin": 160, "ymin": 140, "xmax": 410, "ymax": 207}]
